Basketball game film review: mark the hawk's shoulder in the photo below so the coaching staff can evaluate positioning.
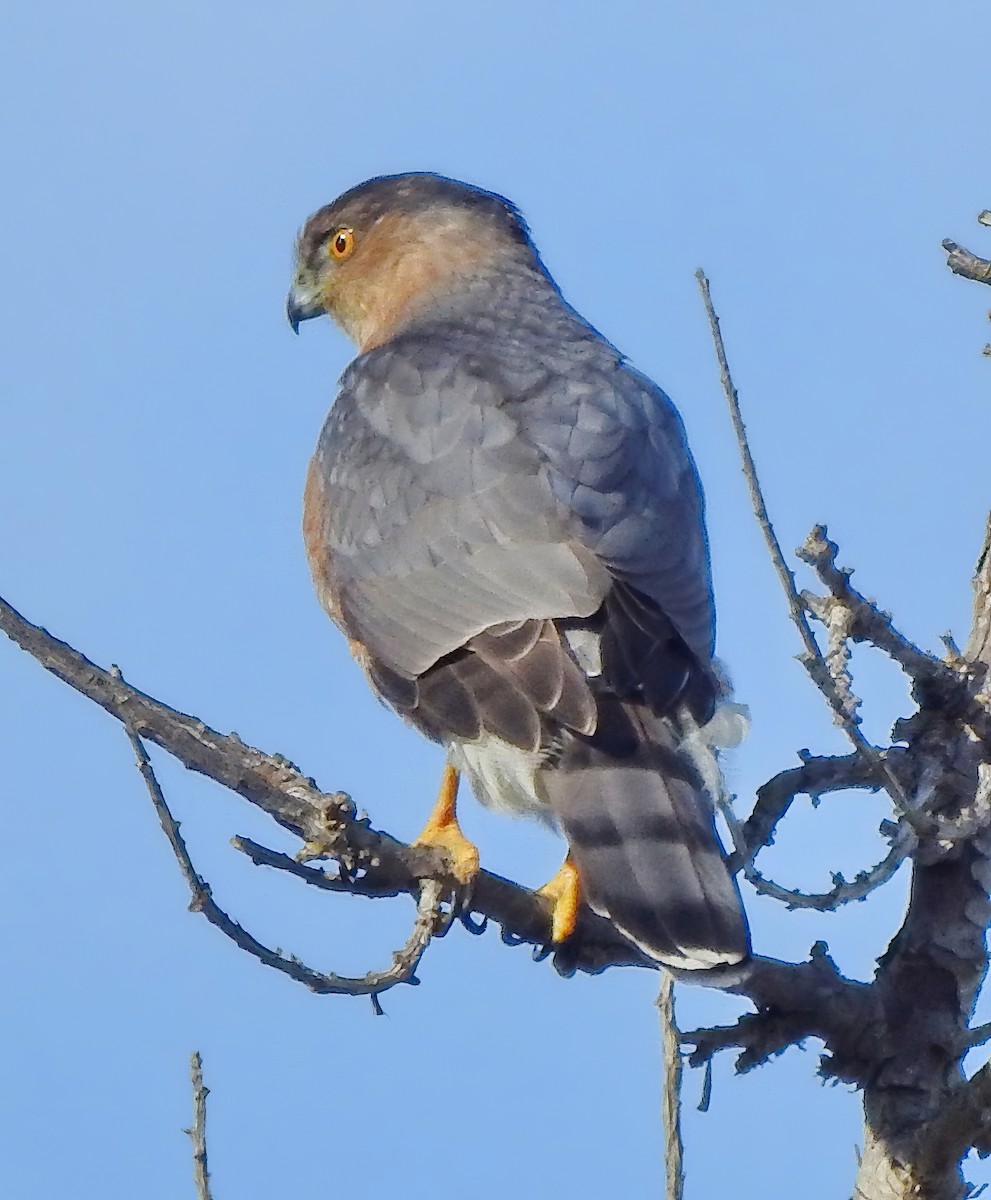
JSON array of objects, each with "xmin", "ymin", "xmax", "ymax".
[{"xmin": 516, "ymin": 353, "xmax": 716, "ymax": 665}]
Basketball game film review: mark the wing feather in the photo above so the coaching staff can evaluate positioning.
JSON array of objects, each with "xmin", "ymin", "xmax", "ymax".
[{"xmin": 306, "ymin": 331, "xmax": 717, "ymax": 740}]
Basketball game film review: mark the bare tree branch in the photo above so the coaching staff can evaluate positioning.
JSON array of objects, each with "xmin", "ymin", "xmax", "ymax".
[
  {"xmin": 657, "ymin": 974, "xmax": 684, "ymax": 1200},
  {"xmin": 683, "ymin": 1011, "xmax": 808, "ymax": 1075},
  {"xmin": 737, "ymin": 752, "xmax": 880, "ymax": 860},
  {"xmin": 694, "ymin": 270, "xmax": 819, "ymax": 661},
  {"xmin": 692, "ymin": 252, "xmax": 991, "ymax": 1198},
  {"xmin": 0, "ymin": 583, "xmax": 886, "ymax": 1074},
  {"xmin": 943, "ymin": 216, "xmax": 991, "ymax": 358},
  {"xmin": 0, "ymin": 592, "xmax": 665, "ymax": 978},
  {"xmin": 849, "ymin": 510, "xmax": 991, "ymax": 1200},
  {"xmin": 965, "ymin": 1022, "xmax": 991, "ymax": 1049},
  {"xmin": 0, "ymin": 592, "xmax": 652, "ymax": 976},
  {"xmin": 682, "ymin": 945, "xmax": 877, "ymax": 1083},
  {"xmin": 186, "ymin": 1052, "xmax": 213, "ymax": 1200},
  {"xmin": 231, "ymin": 835, "xmax": 388, "ymax": 895},
  {"xmin": 721, "ymin": 791, "xmax": 914, "ymax": 911},
  {"xmin": 695, "ymin": 270, "xmax": 915, "ymax": 823},
  {"xmin": 114, "ymin": 679, "xmax": 445, "ymax": 999},
  {"xmin": 943, "ymin": 238, "xmax": 991, "ymax": 285},
  {"xmin": 798, "ymin": 526, "xmax": 981, "ymax": 708}
]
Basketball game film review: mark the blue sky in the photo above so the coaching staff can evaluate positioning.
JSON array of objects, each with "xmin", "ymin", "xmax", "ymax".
[{"xmin": 2, "ymin": 2, "xmax": 989, "ymax": 1196}]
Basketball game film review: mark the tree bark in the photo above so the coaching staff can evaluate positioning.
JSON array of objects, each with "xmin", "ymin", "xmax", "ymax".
[{"xmin": 851, "ymin": 516, "xmax": 991, "ymax": 1200}]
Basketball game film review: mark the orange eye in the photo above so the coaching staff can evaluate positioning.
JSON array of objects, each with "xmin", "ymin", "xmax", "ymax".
[{"xmin": 328, "ymin": 228, "xmax": 355, "ymax": 260}]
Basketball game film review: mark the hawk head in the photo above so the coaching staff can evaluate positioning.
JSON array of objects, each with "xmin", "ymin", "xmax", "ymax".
[{"xmin": 286, "ymin": 172, "xmax": 539, "ymax": 350}]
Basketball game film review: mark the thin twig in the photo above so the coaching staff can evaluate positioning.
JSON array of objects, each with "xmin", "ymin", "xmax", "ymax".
[
  {"xmin": 695, "ymin": 270, "xmax": 810, "ymax": 644},
  {"xmin": 186, "ymin": 1052, "xmax": 213, "ymax": 1200},
  {"xmin": 720, "ymin": 794, "xmax": 914, "ymax": 911},
  {"xmin": 657, "ymin": 974, "xmax": 684, "ymax": 1200},
  {"xmin": 112, "ymin": 667, "xmax": 444, "ymax": 999},
  {"xmin": 695, "ymin": 270, "xmax": 915, "ymax": 822},
  {"xmin": 232, "ymin": 835, "xmax": 387, "ymax": 895},
  {"xmin": 233, "ymin": 836, "xmax": 458, "ymax": 943},
  {"xmin": 738, "ymin": 752, "xmax": 880, "ymax": 859}
]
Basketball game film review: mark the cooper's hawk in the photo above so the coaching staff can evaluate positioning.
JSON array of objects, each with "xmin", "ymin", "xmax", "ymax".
[{"xmin": 287, "ymin": 173, "xmax": 749, "ymax": 970}]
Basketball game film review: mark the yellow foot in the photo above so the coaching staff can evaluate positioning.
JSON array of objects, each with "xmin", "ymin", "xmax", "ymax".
[
  {"xmin": 537, "ymin": 854, "xmax": 582, "ymax": 944},
  {"xmin": 412, "ymin": 764, "xmax": 480, "ymax": 887}
]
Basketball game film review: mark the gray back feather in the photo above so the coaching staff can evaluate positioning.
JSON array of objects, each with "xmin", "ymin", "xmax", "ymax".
[{"xmin": 309, "ymin": 276, "xmax": 714, "ymax": 677}]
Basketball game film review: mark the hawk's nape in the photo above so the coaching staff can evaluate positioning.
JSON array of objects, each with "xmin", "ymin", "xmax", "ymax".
[{"xmin": 290, "ymin": 171, "xmax": 751, "ymax": 972}]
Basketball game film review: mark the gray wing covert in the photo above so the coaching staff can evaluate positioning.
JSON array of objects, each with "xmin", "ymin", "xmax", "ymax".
[
  {"xmin": 517, "ymin": 361, "xmax": 715, "ymax": 666},
  {"xmin": 306, "ymin": 338, "xmax": 610, "ymax": 680}
]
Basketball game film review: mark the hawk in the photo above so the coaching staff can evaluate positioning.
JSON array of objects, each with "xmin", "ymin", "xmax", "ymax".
[{"xmin": 287, "ymin": 173, "xmax": 749, "ymax": 970}]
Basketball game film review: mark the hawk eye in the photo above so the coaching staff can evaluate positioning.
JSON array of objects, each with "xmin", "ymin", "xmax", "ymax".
[{"xmin": 328, "ymin": 228, "xmax": 355, "ymax": 260}]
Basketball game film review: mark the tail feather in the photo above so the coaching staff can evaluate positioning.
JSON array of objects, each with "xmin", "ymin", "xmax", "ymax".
[{"xmin": 541, "ymin": 706, "xmax": 749, "ymax": 969}]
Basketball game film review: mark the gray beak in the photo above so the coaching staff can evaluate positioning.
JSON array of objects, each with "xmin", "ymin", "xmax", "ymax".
[{"xmin": 286, "ymin": 280, "xmax": 324, "ymax": 334}]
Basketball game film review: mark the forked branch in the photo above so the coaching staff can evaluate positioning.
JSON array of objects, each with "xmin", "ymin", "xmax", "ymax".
[{"xmin": 115, "ymin": 666, "xmax": 444, "ymax": 1001}]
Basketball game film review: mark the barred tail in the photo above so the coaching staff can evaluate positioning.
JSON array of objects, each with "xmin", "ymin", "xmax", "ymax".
[{"xmin": 541, "ymin": 706, "xmax": 749, "ymax": 970}]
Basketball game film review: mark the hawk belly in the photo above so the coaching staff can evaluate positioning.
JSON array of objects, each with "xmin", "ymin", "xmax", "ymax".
[{"xmin": 448, "ymin": 732, "xmax": 554, "ymax": 822}]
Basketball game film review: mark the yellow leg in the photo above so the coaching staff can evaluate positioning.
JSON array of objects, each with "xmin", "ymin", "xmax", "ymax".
[
  {"xmin": 536, "ymin": 854, "xmax": 582, "ymax": 944},
  {"xmin": 412, "ymin": 764, "xmax": 480, "ymax": 886}
]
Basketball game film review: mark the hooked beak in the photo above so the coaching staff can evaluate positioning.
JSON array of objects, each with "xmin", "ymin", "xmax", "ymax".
[{"xmin": 286, "ymin": 277, "xmax": 324, "ymax": 334}]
